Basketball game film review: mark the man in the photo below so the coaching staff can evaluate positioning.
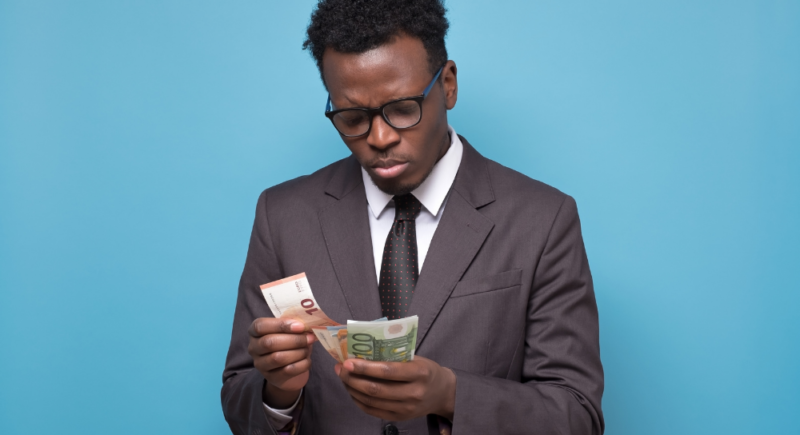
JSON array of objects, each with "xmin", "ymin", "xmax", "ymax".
[{"xmin": 221, "ymin": 0, "xmax": 604, "ymax": 434}]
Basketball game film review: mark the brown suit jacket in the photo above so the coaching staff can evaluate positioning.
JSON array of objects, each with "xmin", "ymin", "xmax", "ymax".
[{"xmin": 222, "ymin": 137, "xmax": 604, "ymax": 434}]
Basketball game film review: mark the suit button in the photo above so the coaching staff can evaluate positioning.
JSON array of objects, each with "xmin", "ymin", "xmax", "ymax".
[{"xmin": 383, "ymin": 423, "xmax": 399, "ymax": 435}]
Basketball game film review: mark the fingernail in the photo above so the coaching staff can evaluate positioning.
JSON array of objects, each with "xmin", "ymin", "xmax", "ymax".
[
  {"xmin": 343, "ymin": 360, "xmax": 354, "ymax": 372},
  {"xmin": 334, "ymin": 365, "xmax": 341, "ymax": 376},
  {"xmin": 307, "ymin": 334, "xmax": 315, "ymax": 344},
  {"xmin": 290, "ymin": 322, "xmax": 304, "ymax": 332}
]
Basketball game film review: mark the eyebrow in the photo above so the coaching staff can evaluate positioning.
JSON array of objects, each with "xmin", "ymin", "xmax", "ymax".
[{"xmin": 326, "ymin": 66, "xmax": 443, "ymax": 112}]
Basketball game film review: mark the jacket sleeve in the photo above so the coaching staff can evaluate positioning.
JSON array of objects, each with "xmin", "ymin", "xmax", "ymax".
[
  {"xmin": 450, "ymin": 195, "xmax": 604, "ymax": 434},
  {"xmin": 221, "ymin": 190, "xmax": 286, "ymax": 435}
]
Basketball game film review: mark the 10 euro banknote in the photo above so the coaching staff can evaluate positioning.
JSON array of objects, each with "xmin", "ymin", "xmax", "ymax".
[{"xmin": 259, "ymin": 272, "xmax": 340, "ymax": 330}]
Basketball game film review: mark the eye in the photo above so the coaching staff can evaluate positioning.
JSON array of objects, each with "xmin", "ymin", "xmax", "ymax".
[
  {"xmin": 336, "ymin": 111, "xmax": 366, "ymax": 126},
  {"xmin": 387, "ymin": 101, "xmax": 419, "ymax": 116}
]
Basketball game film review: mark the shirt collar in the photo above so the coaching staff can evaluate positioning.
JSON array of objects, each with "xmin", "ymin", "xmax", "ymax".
[{"xmin": 361, "ymin": 125, "xmax": 464, "ymax": 219}]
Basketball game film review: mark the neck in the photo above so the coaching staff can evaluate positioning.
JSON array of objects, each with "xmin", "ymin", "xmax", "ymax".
[{"xmin": 435, "ymin": 130, "xmax": 451, "ymax": 164}]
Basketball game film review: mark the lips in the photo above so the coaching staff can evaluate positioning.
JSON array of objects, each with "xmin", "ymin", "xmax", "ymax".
[{"xmin": 372, "ymin": 160, "xmax": 409, "ymax": 179}]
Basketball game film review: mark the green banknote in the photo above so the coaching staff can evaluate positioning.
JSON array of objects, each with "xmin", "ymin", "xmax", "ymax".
[
  {"xmin": 322, "ymin": 318, "xmax": 387, "ymax": 363},
  {"xmin": 346, "ymin": 316, "xmax": 418, "ymax": 362}
]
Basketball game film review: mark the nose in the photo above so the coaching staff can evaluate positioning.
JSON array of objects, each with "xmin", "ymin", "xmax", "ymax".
[{"xmin": 366, "ymin": 113, "xmax": 400, "ymax": 151}]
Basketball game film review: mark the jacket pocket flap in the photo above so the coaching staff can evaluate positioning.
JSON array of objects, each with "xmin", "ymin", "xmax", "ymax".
[{"xmin": 450, "ymin": 269, "xmax": 523, "ymax": 298}]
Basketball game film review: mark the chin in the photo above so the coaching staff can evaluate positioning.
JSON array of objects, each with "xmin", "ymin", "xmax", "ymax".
[{"xmin": 372, "ymin": 177, "xmax": 422, "ymax": 196}]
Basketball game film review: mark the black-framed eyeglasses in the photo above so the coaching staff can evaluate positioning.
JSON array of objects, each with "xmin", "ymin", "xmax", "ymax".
[{"xmin": 324, "ymin": 66, "xmax": 444, "ymax": 137}]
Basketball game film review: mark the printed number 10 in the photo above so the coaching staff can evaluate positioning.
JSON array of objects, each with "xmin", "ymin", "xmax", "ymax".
[{"xmin": 301, "ymin": 299, "xmax": 318, "ymax": 316}]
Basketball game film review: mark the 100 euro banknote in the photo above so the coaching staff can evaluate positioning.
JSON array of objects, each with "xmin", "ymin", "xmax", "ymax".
[
  {"xmin": 347, "ymin": 316, "xmax": 418, "ymax": 362},
  {"xmin": 319, "ymin": 318, "xmax": 388, "ymax": 363}
]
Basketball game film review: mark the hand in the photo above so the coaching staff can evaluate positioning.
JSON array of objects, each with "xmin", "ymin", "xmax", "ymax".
[
  {"xmin": 247, "ymin": 317, "xmax": 316, "ymax": 408},
  {"xmin": 335, "ymin": 356, "xmax": 456, "ymax": 421}
]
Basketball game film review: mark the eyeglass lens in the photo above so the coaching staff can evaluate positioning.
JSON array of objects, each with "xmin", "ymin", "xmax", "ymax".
[{"xmin": 332, "ymin": 99, "xmax": 422, "ymax": 136}]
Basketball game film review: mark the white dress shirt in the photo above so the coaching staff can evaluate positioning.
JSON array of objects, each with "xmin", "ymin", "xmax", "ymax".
[
  {"xmin": 362, "ymin": 125, "xmax": 463, "ymax": 279},
  {"xmin": 263, "ymin": 126, "xmax": 464, "ymax": 428}
]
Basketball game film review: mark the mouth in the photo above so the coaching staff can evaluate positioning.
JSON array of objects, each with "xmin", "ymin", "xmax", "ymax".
[{"xmin": 371, "ymin": 160, "xmax": 409, "ymax": 179}]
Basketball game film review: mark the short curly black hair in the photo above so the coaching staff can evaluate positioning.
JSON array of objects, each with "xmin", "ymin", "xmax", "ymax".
[{"xmin": 303, "ymin": 0, "xmax": 449, "ymax": 83}]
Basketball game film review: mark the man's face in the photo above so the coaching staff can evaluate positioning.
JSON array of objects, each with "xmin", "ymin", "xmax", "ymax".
[{"xmin": 322, "ymin": 34, "xmax": 458, "ymax": 195}]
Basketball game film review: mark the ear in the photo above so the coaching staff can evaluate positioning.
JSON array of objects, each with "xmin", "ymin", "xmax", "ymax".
[{"xmin": 441, "ymin": 60, "xmax": 458, "ymax": 110}]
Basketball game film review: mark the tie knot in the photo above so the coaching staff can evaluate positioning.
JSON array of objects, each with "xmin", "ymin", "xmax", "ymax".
[{"xmin": 393, "ymin": 194, "xmax": 422, "ymax": 221}]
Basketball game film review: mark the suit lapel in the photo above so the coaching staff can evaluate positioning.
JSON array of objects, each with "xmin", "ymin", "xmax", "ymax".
[
  {"xmin": 319, "ymin": 157, "xmax": 383, "ymax": 322},
  {"xmin": 318, "ymin": 138, "xmax": 496, "ymax": 342},
  {"xmin": 409, "ymin": 137, "xmax": 496, "ymax": 347}
]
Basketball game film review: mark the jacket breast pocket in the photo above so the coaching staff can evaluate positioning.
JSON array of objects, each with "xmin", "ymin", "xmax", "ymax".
[
  {"xmin": 449, "ymin": 268, "xmax": 523, "ymax": 298},
  {"xmin": 433, "ymin": 268, "xmax": 525, "ymax": 377}
]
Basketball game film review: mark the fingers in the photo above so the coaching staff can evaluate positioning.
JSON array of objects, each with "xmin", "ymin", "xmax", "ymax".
[
  {"xmin": 345, "ymin": 385, "xmax": 430, "ymax": 422},
  {"xmin": 248, "ymin": 317, "xmax": 305, "ymax": 337},
  {"xmin": 266, "ymin": 352, "xmax": 313, "ymax": 384},
  {"xmin": 343, "ymin": 358, "xmax": 429, "ymax": 382},
  {"xmin": 256, "ymin": 342, "xmax": 314, "ymax": 389},
  {"xmin": 247, "ymin": 318, "xmax": 316, "ymax": 394},
  {"xmin": 339, "ymin": 370, "xmax": 422, "ymax": 402},
  {"xmin": 258, "ymin": 346, "xmax": 311, "ymax": 372},
  {"xmin": 249, "ymin": 332, "xmax": 315, "ymax": 357},
  {"xmin": 347, "ymin": 392, "xmax": 402, "ymax": 422},
  {"xmin": 344, "ymin": 382, "xmax": 423, "ymax": 412}
]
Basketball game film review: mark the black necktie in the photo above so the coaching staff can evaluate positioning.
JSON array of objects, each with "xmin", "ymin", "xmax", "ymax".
[{"xmin": 379, "ymin": 194, "xmax": 423, "ymax": 320}]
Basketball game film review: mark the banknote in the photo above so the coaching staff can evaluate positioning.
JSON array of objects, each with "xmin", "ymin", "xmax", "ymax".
[
  {"xmin": 260, "ymin": 273, "xmax": 340, "ymax": 331},
  {"xmin": 311, "ymin": 327, "xmax": 343, "ymax": 363},
  {"xmin": 260, "ymin": 273, "xmax": 416, "ymax": 364},
  {"xmin": 326, "ymin": 325, "xmax": 348, "ymax": 363},
  {"xmin": 336, "ymin": 328, "xmax": 349, "ymax": 362},
  {"xmin": 347, "ymin": 316, "xmax": 418, "ymax": 362},
  {"xmin": 322, "ymin": 318, "xmax": 388, "ymax": 363}
]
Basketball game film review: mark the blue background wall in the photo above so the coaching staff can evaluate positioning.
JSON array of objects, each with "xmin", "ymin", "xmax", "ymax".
[{"xmin": 1, "ymin": 1, "xmax": 798, "ymax": 433}]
